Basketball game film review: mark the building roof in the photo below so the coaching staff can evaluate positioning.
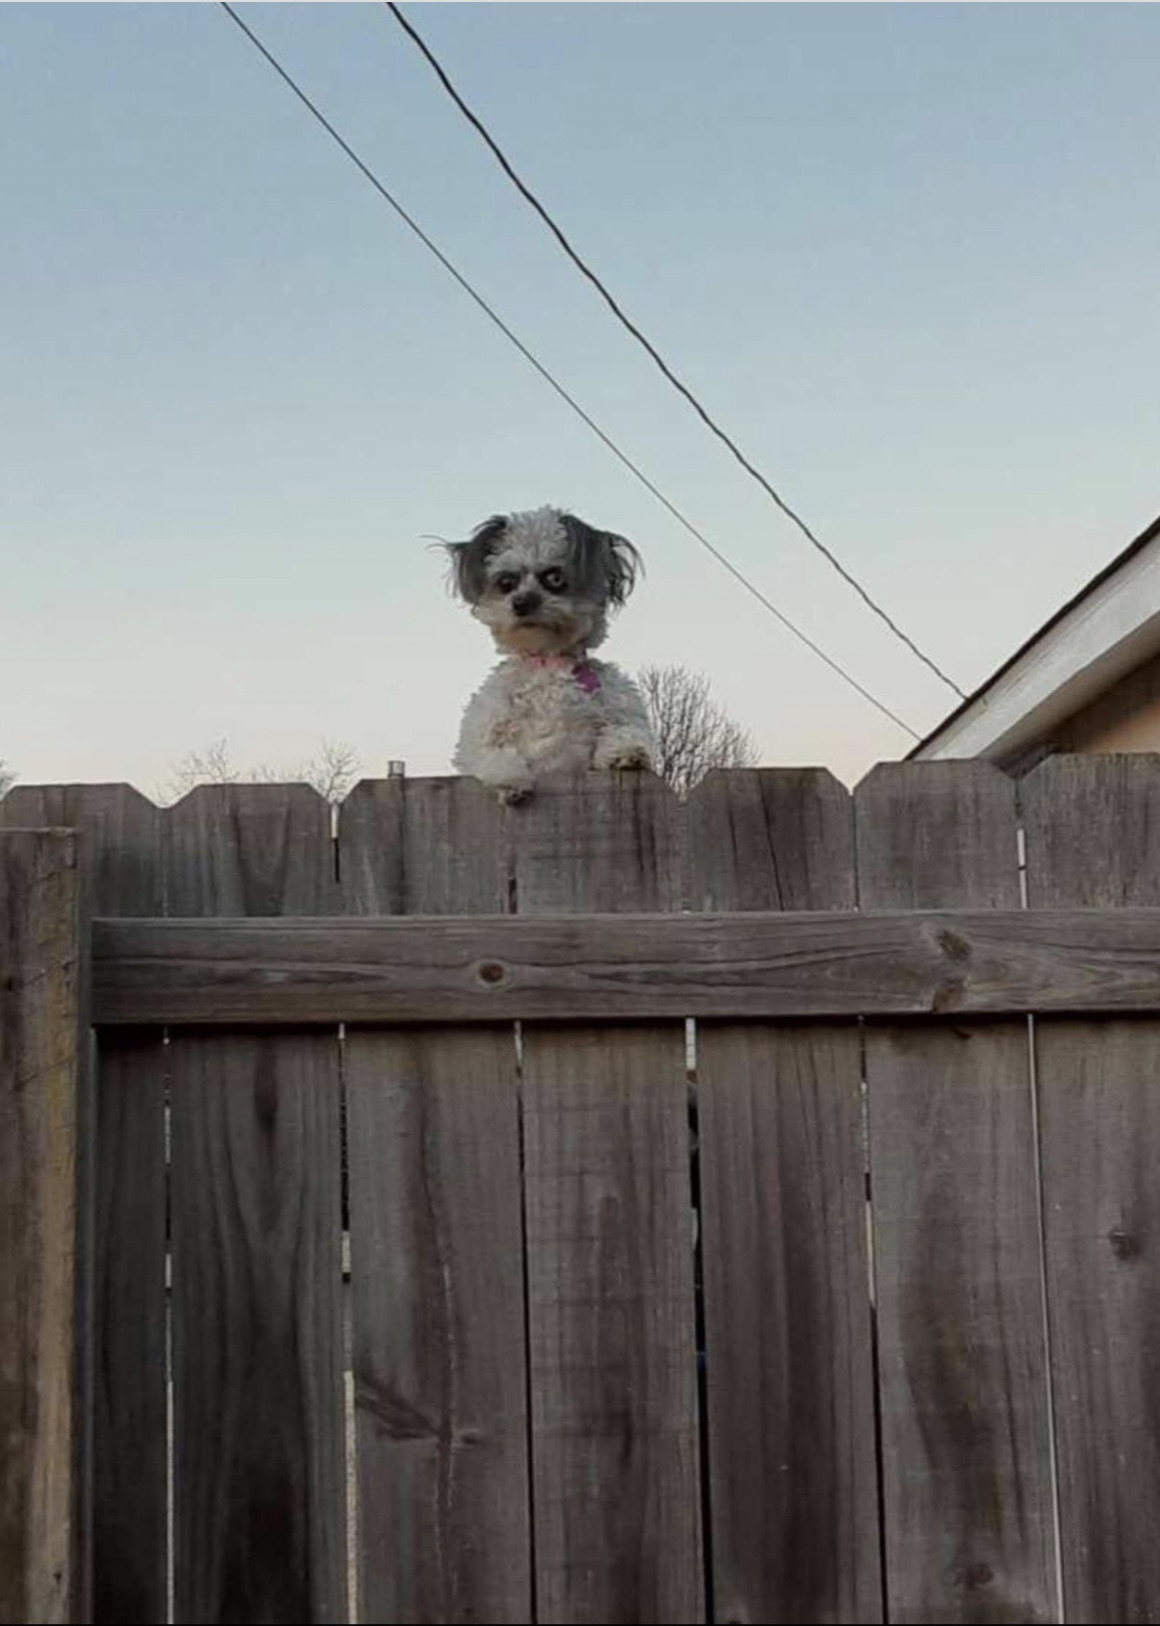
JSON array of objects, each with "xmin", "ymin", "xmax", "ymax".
[{"xmin": 911, "ymin": 510, "xmax": 1160, "ymax": 764}]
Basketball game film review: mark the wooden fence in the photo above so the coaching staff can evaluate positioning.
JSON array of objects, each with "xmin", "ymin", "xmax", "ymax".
[{"xmin": 3, "ymin": 757, "xmax": 1160, "ymax": 1625}]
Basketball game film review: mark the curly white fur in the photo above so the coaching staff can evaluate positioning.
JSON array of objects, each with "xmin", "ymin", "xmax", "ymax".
[
  {"xmin": 454, "ymin": 655, "xmax": 654, "ymax": 800},
  {"xmin": 447, "ymin": 506, "xmax": 656, "ymax": 802}
]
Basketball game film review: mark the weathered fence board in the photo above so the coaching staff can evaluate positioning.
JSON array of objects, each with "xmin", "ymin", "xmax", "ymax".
[
  {"xmin": 858, "ymin": 762, "xmax": 1057, "ymax": 1624},
  {"xmin": 1026, "ymin": 754, "xmax": 1160, "ymax": 1624},
  {"xmin": 689, "ymin": 770, "xmax": 881, "ymax": 1625},
  {"xmin": 344, "ymin": 1028, "xmax": 529, "ymax": 1624},
  {"xmin": 522, "ymin": 1025, "xmax": 701, "ymax": 1626},
  {"xmin": 170, "ymin": 1032, "xmax": 346, "ymax": 1624},
  {"xmin": 517, "ymin": 777, "xmax": 702, "ymax": 1626},
  {"xmin": 340, "ymin": 778, "xmax": 531, "ymax": 1624},
  {"xmin": 166, "ymin": 787, "xmax": 346, "ymax": 1625},
  {"xmin": 340, "ymin": 775, "xmax": 508, "ymax": 916},
  {"xmin": 91, "ymin": 1033, "xmax": 167, "ymax": 1623},
  {"xmin": 1, "ymin": 785, "xmax": 165, "ymax": 1626},
  {"xmin": 93, "ymin": 903, "xmax": 1160, "ymax": 1025},
  {"xmin": 684, "ymin": 764, "xmax": 855, "ymax": 914},
  {"xmin": 163, "ymin": 781, "xmax": 339, "ymax": 919},
  {"xmin": 0, "ymin": 829, "xmax": 80, "ymax": 1626},
  {"xmin": 512, "ymin": 770, "xmax": 682, "ymax": 916}
]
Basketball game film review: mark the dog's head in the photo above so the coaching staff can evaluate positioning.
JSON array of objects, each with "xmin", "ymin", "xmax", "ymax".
[{"xmin": 446, "ymin": 506, "xmax": 641, "ymax": 654}]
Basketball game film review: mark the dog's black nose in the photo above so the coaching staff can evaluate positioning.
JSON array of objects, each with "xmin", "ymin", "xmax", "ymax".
[{"xmin": 511, "ymin": 591, "xmax": 542, "ymax": 617}]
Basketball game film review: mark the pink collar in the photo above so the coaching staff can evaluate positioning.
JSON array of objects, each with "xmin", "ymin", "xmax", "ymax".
[{"xmin": 520, "ymin": 653, "xmax": 601, "ymax": 694}]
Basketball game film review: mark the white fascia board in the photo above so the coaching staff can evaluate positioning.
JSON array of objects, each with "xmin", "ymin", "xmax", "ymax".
[{"xmin": 918, "ymin": 533, "xmax": 1160, "ymax": 763}]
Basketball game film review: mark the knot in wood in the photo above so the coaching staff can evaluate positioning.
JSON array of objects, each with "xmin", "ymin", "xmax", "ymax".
[
  {"xmin": 1108, "ymin": 1225, "xmax": 1143, "ymax": 1261},
  {"xmin": 931, "ymin": 979, "xmax": 965, "ymax": 1014},
  {"xmin": 954, "ymin": 1560, "xmax": 994, "ymax": 1591},
  {"xmin": 937, "ymin": 927, "xmax": 971, "ymax": 963},
  {"xmin": 476, "ymin": 960, "xmax": 508, "ymax": 987}
]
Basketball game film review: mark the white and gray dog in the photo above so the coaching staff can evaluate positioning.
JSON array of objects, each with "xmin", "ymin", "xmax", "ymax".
[{"xmin": 448, "ymin": 505, "xmax": 656, "ymax": 802}]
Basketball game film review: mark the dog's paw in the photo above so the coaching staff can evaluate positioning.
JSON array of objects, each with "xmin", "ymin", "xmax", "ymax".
[{"xmin": 465, "ymin": 746, "xmax": 534, "ymax": 804}]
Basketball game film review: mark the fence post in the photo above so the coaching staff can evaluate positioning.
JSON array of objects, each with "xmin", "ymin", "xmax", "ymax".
[{"xmin": 0, "ymin": 829, "xmax": 84, "ymax": 1625}]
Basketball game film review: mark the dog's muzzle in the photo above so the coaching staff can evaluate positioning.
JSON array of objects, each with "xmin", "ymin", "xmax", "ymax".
[{"xmin": 511, "ymin": 591, "xmax": 543, "ymax": 618}]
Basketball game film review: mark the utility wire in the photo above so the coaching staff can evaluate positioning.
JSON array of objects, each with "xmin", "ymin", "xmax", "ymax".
[
  {"xmin": 218, "ymin": 1, "xmax": 921, "ymax": 739},
  {"xmin": 386, "ymin": 0, "xmax": 966, "ymax": 703}
]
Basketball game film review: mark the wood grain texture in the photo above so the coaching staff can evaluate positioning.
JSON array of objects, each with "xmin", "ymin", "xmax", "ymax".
[
  {"xmin": 164, "ymin": 781, "xmax": 340, "ymax": 918},
  {"xmin": 684, "ymin": 766, "xmax": 856, "ymax": 913},
  {"xmin": 0, "ymin": 830, "xmax": 81, "ymax": 1626},
  {"xmin": 688, "ymin": 770, "xmax": 881, "ymax": 1624},
  {"xmin": 92, "ymin": 1033, "xmax": 167, "ymax": 1625},
  {"xmin": 855, "ymin": 761, "xmax": 1022, "ymax": 911},
  {"xmin": 0, "ymin": 784, "xmax": 162, "ymax": 919},
  {"xmin": 92, "ymin": 904, "xmax": 1160, "ymax": 1026},
  {"xmin": 170, "ymin": 1033, "xmax": 346, "ymax": 1624},
  {"xmin": 522, "ymin": 1026, "xmax": 702, "ymax": 1626},
  {"xmin": 867, "ymin": 1024, "xmax": 1055, "ymax": 1626},
  {"xmin": 1024, "ymin": 753, "xmax": 1160, "ymax": 1623},
  {"xmin": 166, "ymin": 785, "xmax": 346, "ymax": 1624},
  {"xmin": 339, "ymin": 775, "xmax": 531, "ymax": 1624},
  {"xmin": 857, "ymin": 761, "xmax": 1056, "ymax": 1624},
  {"xmin": 344, "ymin": 1031, "xmax": 528, "ymax": 1624},
  {"xmin": 339, "ymin": 775, "xmax": 508, "ymax": 916},
  {"xmin": 515, "ymin": 773, "xmax": 703, "ymax": 1625},
  {"xmin": 511, "ymin": 770, "xmax": 682, "ymax": 916},
  {"xmin": 1021, "ymin": 753, "xmax": 1160, "ymax": 911},
  {"xmin": 2, "ymin": 784, "xmax": 166, "ymax": 1626}
]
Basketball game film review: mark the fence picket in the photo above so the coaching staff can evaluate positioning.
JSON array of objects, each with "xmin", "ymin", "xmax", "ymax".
[
  {"xmin": 522, "ymin": 1024, "xmax": 700, "ymax": 1625},
  {"xmin": 166, "ymin": 785, "xmax": 346, "ymax": 1625},
  {"xmin": 688, "ymin": 768, "xmax": 881, "ymax": 1625},
  {"xmin": 515, "ymin": 774, "xmax": 702, "ymax": 1625},
  {"xmin": 857, "ymin": 761, "xmax": 1057, "ymax": 1624},
  {"xmin": 1024, "ymin": 753, "xmax": 1160, "ymax": 1624},
  {"xmin": 339, "ymin": 777, "xmax": 531, "ymax": 1625}
]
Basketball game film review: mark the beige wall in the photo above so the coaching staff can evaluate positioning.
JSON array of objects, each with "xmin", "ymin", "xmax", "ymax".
[{"xmin": 1052, "ymin": 649, "xmax": 1160, "ymax": 754}]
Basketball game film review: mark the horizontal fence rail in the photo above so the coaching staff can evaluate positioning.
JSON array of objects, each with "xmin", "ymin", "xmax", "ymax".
[{"xmin": 94, "ymin": 906, "xmax": 1160, "ymax": 1024}]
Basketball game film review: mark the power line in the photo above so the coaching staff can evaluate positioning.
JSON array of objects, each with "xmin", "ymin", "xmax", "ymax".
[
  {"xmin": 218, "ymin": 1, "xmax": 921, "ymax": 740},
  {"xmin": 385, "ymin": 0, "xmax": 967, "ymax": 704}
]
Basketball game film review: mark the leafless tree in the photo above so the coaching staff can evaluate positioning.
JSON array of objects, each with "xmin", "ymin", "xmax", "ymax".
[
  {"xmin": 161, "ymin": 738, "xmax": 362, "ymax": 805},
  {"xmin": 637, "ymin": 665, "xmax": 756, "ymax": 798},
  {"xmin": 0, "ymin": 761, "xmax": 14, "ymax": 799}
]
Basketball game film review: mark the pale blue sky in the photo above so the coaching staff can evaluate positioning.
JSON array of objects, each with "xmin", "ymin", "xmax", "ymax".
[{"xmin": 3, "ymin": 1, "xmax": 1159, "ymax": 795}]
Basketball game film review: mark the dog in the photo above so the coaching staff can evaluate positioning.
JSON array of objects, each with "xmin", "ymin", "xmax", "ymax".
[{"xmin": 447, "ymin": 506, "xmax": 656, "ymax": 802}]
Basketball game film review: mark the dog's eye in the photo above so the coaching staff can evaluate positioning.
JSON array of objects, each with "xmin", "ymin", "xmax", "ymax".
[
  {"xmin": 539, "ymin": 568, "xmax": 566, "ymax": 593},
  {"xmin": 495, "ymin": 573, "xmax": 520, "ymax": 594}
]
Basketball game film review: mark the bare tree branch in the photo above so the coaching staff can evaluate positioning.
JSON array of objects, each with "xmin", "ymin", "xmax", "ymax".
[
  {"xmin": 304, "ymin": 740, "xmax": 362, "ymax": 805},
  {"xmin": 637, "ymin": 665, "xmax": 756, "ymax": 798},
  {"xmin": 160, "ymin": 738, "xmax": 362, "ymax": 805}
]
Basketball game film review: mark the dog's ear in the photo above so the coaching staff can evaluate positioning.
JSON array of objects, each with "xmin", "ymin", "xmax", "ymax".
[
  {"xmin": 446, "ymin": 515, "xmax": 508, "ymax": 602},
  {"xmin": 560, "ymin": 513, "xmax": 642, "ymax": 608}
]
